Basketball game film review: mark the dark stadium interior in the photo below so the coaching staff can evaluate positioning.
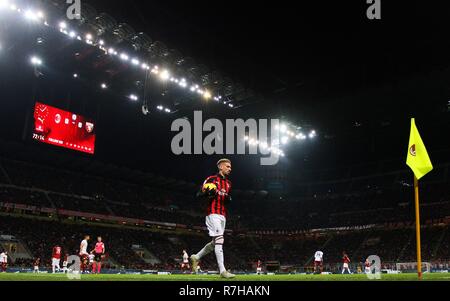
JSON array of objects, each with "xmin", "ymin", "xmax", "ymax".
[{"xmin": 0, "ymin": 0, "xmax": 450, "ymax": 274}]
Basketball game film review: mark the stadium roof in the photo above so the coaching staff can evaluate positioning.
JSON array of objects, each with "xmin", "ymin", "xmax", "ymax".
[{"xmin": 0, "ymin": 0, "xmax": 450, "ymax": 189}]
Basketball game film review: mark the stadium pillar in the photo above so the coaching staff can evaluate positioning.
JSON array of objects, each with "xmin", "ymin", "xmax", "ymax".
[{"xmin": 414, "ymin": 176, "xmax": 422, "ymax": 280}]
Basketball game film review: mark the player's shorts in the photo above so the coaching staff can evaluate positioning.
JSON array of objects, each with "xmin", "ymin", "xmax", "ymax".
[
  {"xmin": 52, "ymin": 258, "xmax": 60, "ymax": 266},
  {"xmin": 365, "ymin": 267, "xmax": 371, "ymax": 273},
  {"xmin": 206, "ymin": 214, "xmax": 226, "ymax": 237},
  {"xmin": 34, "ymin": 266, "xmax": 38, "ymax": 270},
  {"xmin": 93, "ymin": 252, "xmax": 103, "ymax": 262},
  {"xmin": 257, "ymin": 267, "xmax": 262, "ymax": 272},
  {"xmin": 63, "ymin": 261, "xmax": 68, "ymax": 267},
  {"xmin": 343, "ymin": 263, "xmax": 349, "ymax": 269},
  {"xmin": 314, "ymin": 260, "xmax": 323, "ymax": 266}
]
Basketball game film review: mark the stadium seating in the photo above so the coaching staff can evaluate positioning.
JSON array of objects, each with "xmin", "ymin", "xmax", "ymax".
[{"xmin": 0, "ymin": 151, "xmax": 449, "ymax": 272}]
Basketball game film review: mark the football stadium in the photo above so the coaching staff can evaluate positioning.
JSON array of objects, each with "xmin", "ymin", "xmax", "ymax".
[{"xmin": 0, "ymin": 0, "xmax": 449, "ymax": 290}]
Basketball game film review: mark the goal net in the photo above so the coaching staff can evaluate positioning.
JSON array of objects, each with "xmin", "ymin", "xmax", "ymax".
[{"xmin": 395, "ymin": 262, "xmax": 431, "ymax": 273}]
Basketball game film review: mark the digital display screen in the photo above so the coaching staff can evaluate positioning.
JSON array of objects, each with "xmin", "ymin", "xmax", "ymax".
[{"xmin": 32, "ymin": 102, "xmax": 96, "ymax": 154}]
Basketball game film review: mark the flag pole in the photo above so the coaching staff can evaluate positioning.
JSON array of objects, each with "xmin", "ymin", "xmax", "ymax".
[{"xmin": 413, "ymin": 175, "xmax": 422, "ymax": 280}]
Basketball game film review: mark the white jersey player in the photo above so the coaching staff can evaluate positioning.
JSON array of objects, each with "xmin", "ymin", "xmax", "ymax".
[
  {"xmin": 0, "ymin": 252, "xmax": 8, "ymax": 273},
  {"xmin": 79, "ymin": 235, "xmax": 90, "ymax": 274},
  {"xmin": 314, "ymin": 250, "xmax": 324, "ymax": 274},
  {"xmin": 62, "ymin": 254, "xmax": 68, "ymax": 273},
  {"xmin": 364, "ymin": 259, "xmax": 371, "ymax": 274},
  {"xmin": 181, "ymin": 250, "xmax": 190, "ymax": 271}
]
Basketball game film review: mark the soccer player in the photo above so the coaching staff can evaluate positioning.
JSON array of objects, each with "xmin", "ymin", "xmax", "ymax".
[
  {"xmin": 256, "ymin": 260, "xmax": 263, "ymax": 275},
  {"xmin": 33, "ymin": 257, "xmax": 40, "ymax": 273},
  {"xmin": 62, "ymin": 254, "xmax": 69, "ymax": 273},
  {"xmin": 364, "ymin": 259, "xmax": 371, "ymax": 274},
  {"xmin": 90, "ymin": 236, "xmax": 105, "ymax": 274},
  {"xmin": 314, "ymin": 250, "xmax": 324, "ymax": 274},
  {"xmin": 0, "ymin": 251, "xmax": 7, "ymax": 273},
  {"xmin": 342, "ymin": 252, "xmax": 352, "ymax": 274},
  {"xmin": 52, "ymin": 245, "xmax": 62, "ymax": 273},
  {"xmin": 190, "ymin": 159, "xmax": 235, "ymax": 279},
  {"xmin": 181, "ymin": 250, "xmax": 190, "ymax": 272},
  {"xmin": 79, "ymin": 235, "xmax": 90, "ymax": 274}
]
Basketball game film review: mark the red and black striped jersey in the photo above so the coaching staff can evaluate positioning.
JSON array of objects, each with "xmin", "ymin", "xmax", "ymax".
[{"xmin": 202, "ymin": 174, "xmax": 232, "ymax": 217}]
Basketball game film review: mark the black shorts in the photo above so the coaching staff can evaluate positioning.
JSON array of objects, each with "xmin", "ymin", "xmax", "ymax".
[{"xmin": 94, "ymin": 252, "xmax": 103, "ymax": 262}]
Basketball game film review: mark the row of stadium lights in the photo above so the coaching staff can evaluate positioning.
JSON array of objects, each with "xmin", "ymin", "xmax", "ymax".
[
  {"xmin": 243, "ymin": 124, "xmax": 317, "ymax": 156},
  {"xmin": 5, "ymin": 1, "xmax": 317, "ymax": 156},
  {"xmin": 0, "ymin": 1, "xmax": 233, "ymax": 115}
]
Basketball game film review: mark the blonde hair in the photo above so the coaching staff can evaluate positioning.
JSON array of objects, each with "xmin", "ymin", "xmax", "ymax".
[{"xmin": 217, "ymin": 159, "xmax": 231, "ymax": 168}]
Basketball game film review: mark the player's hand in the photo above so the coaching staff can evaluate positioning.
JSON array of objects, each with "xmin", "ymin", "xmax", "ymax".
[{"xmin": 205, "ymin": 188, "xmax": 217, "ymax": 197}]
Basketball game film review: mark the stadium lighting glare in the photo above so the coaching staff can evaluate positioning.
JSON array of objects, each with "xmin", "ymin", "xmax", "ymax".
[
  {"xmin": 157, "ymin": 105, "xmax": 163, "ymax": 111},
  {"xmin": 73, "ymin": 73, "xmax": 78, "ymax": 78},
  {"xmin": 30, "ymin": 56, "xmax": 42, "ymax": 66},
  {"xmin": 0, "ymin": 1, "xmax": 8, "ymax": 9},
  {"xmin": 1, "ymin": 3, "xmax": 235, "ymax": 110},
  {"xmin": 179, "ymin": 80, "xmax": 187, "ymax": 88},
  {"xmin": 164, "ymin": 108, "xmax": 171, "ymax": 113},
  {"xmin": 159, "ymin": 70, "xmax": 170, "ymax": 81},
  {"xmin": 101, "ymin": 83, "xmax": 107, "ymax": 89},
  {"xmin": 129, "ymin": 94, "xmax": 138, "ymax": 101},
  {"xmin": 281, "ymin": 136, "xmax": 289, "ymax": 145},
  {"xmin": 280, "ymin": 124, "xmax": 287, "ymax": 133},
  {"xmin": 24, "ymin": 10, "xmax": 37, "ymax": 20}
]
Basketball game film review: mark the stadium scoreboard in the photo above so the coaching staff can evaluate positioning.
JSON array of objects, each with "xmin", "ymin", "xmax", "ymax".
[{"xmin": 32, "ymin": 102, "xmax": 96, "ymax": 154}]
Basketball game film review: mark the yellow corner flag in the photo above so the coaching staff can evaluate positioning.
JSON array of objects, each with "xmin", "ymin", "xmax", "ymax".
[{"xmin": 406, "ymin": 118, "xmax": 433, "ymax": 180}]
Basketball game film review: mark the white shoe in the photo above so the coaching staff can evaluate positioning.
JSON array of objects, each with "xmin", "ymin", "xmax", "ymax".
[
  {"xmin": 220, "ymin": 270, "xmax": 235, "ymax": 279},
  {"xmin": 190, "ymin": 255, "xmax": 199, "ymax": 273}
]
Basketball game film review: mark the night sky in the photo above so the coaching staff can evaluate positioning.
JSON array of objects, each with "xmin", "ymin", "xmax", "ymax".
[{"xmin": 0, "ymin": 0, "xmax": 449, "ymax": 189}]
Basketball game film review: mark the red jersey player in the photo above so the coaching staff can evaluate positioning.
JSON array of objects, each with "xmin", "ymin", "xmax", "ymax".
[
  {"xmin": 90, "ymin": 236, "xmax": 105, "ymax": 274},
  {"xmin": 342, "ymin": 252, "xmax": 352, "ymax": 274},
  {"xmin": 33, "ymin": 257, "xmax": 40, "ymax": 273},
  {"xmin": 52, "ymin": 245, "xmax": 62, "ymax": 273},
  {"xmin": 190, "ymin": 159, "xmax": 235, "ymax": 279}
]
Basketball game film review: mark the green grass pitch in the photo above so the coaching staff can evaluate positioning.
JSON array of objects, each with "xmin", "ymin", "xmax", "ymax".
[{"xmin": 0, "ymin": 273, "xmax": 449, "ymax": 281}]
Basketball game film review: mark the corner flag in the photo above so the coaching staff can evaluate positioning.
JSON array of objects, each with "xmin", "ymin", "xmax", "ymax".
[{"xmin": 406, "ymin": 118, "xmax": 433, "ymax": 180}]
